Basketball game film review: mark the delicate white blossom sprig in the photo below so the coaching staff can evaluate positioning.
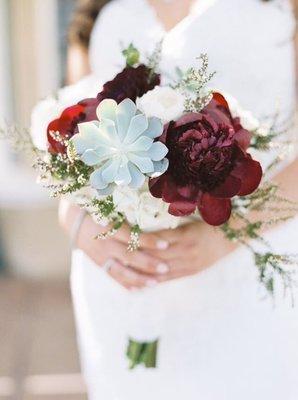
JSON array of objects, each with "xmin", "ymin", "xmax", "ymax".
[
  {"xmin": 147, "ymin": 40, "xmax": 163, "ymax": 77},
  {"xmin": 175, "ymin": 54, "xmax": 216, "ymax": 113},
  {"xmin": 0, "ymin": 121, "xmax": 40, "ymax": 159}
]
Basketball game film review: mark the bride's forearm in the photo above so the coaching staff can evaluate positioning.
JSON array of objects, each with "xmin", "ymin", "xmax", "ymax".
[{"xmin": 273, "ymin": 158, "xmax": 298, "ymax": 202}]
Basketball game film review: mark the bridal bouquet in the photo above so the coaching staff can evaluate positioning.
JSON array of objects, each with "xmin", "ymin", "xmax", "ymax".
[{"xmin": 2, "ymin": 44, "xmax": 297, "ymax": 369}]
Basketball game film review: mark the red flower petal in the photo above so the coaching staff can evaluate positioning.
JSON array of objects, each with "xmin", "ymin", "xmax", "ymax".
[
  {"xmin": 149, "ymin": 176, "xmax": 166, "ymax": 198},
  {"xmin": 174, "ymin": 112, "xmax": 201, "ymax": 127},
  {"xmin": 211, "ymin": 175, "xmax": 242, "ymax": 198},
  {"xmin": 169, "ymin": 201, "xmax": 197, "ymax": 217},
  {"xmin": 47, "ymin": 104, "xmax": 86, "ymax": 154},
  {"xmin": 234, "ymin": 126, "xmax": 252, "ymax": 151},
  {"xmin": 212, "ymin": 92, "xmax": 230, "ymax": 109},
  {"xmin": 198, "ymin": 193, "xmax": 232, "ymax": 226},
  {"xmin": 232, "ymin": 157, "xmax": 263, "ymax": 196},
  {"xmin": 61, "ymin": 104, "xmax": 85, "ymax": 121}
]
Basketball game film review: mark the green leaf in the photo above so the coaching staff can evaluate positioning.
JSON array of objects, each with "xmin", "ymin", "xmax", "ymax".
[{"xmin": 122, "ymin": 43, "xmax": 140, "ymax": 67}]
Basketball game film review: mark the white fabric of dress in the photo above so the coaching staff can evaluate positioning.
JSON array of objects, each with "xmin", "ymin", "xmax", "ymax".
[{"xmin": 71, "ymin": 1, "xmax": 298, "ymax": 399}]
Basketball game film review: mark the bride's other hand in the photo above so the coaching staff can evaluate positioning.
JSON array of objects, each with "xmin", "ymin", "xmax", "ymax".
[
  {"xmin": 59, "ymin": 200, "xmax": 171, "ymax": 290},
  {"xmin": 145, "ymin": 222, "xmax": 237, "ymax": 282}
]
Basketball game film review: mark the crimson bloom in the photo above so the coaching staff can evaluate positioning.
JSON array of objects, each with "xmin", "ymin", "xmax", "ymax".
[
  {"xmin": 47, "ymin": 104, "xmax": 87, "ymax": 154},
  {"xmin": 149, "ymin": 93, "xmax": 263, "ymax": 226},
  {"xmin": 97, "ymin": 64, "xmax": 160, "ymax": 103}
]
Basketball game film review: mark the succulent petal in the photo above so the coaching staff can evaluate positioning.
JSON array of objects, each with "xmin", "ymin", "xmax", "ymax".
[
  {"xmin": 128, "ymin": 162, "xmax": 146, "ymax": 189},
  {"xmin": 116, "ymin": 99, "xmax": 137, "ymax": 140},
  {"xmin": 128, "ymin": 154, "xmax": 154, "ymax": 173},
  {"xmin": 101, "ymin": 157, "xmax": 121, "ymax": 184},
  {"xmin": 124, "ymin": 114, "xmax": 148, "ymax": 145},
  {"xmin": 143, "ymin": 117, "xmax": 163, "ymax": 139},
  {"xmin": 115, "ymin": 159, "xmax": 132, "ymax": 186},
  {"xmin": 90, "ymin": 168, "xmax": 110, "ymax": 190},
  {"xmin": 128, "ymin": 136, "xmax": 153, "ymax": 152},
  {"xmin": 146, "ymin": 142, "xmax": 168, "ymax": 161},
  {"xmin": 96, "ymin": 99, "xmax": 118, "ymax": 123}
]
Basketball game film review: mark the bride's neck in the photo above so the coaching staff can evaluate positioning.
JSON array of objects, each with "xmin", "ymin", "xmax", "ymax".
[{"xmin": 147, "ymin": 0, "xmax": 196, "ymax": 32}]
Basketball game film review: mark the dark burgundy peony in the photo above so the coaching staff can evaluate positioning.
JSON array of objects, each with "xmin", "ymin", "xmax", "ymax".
[
  {"xmin": 97, "ymin": 64, "xmax": 160, "ymax": 103},
  {"xmin": 149, "ymin": 93, "xmax": 263, "ymax": 226}
]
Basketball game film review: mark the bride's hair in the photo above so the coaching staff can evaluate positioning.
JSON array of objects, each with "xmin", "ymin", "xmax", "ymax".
[{"xmin": 68, "ymin": 0, "xmax": 111, "ymax": 49}]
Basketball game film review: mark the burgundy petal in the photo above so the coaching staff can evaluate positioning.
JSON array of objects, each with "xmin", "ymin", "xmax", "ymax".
[
  {"xmin": 234, "ymin": 126, "xmax": 252, "ymax": 151},
  {"xmin": 232, "ymin": 157, "xmax": 263, "ymax": 196},
  {"xmin": 211, "ymin": 175, "xmax": 242, "ymax": 198},
  {"xmin": 174, "ymin": 112, "xmax": 201, "ymax": 127},
  {"xmin": 198, "ymin": 193, "xmax": 232, "ymax": 226},
  {"xmin": 149, "ymin": 176, "xmax": 166, "ymax": 198},
  {"xmin": 162, "ymin": 179, "xmax": 185, "ymax": 203},
  {"xmin": 168, "ymin": 201, "xmax": 197, "ymax": 217}
]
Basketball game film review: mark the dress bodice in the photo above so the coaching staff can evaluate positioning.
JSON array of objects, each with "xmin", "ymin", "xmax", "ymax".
[{"xmin": 89, "ymin": 0, "xmax": 296, "ymax": 121}]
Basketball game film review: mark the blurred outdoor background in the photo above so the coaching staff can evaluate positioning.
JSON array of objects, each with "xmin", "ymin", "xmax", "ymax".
[
  {"xmin": 0, "ymin": 0, "xmax": 87, "ymax": 398},
  {"xmin": 0, "ymin": 1, "xmax": 298, "ymax": 399}
]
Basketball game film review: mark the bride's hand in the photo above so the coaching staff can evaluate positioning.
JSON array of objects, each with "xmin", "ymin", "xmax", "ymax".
[
  {"xmin": 59, "ymin": 200, "xmax": 172, "ymax": 290},
  {"xmin": 144, "ymin": 222, "xmax": 236, "ymax": 283},
  {"xmin": 60, "ymin": 200, "xmax": 237, "ymax": 289}
]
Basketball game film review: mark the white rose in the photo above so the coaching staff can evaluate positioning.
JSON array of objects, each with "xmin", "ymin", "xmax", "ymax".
[
  {"xmin": 137, "ymin": 86, "xmax": 185, "ymax": 123},
  {"xmin": 30, "ymin": 75, "xmax": 102, "ymax": 151},
  {"xmin": 30, "ymin": 97, "xmax": 62, "ymax": 151},
  {"xmin": 113, "ymin": 185, "xmax": 180, "ymax": 232},
  {"xmin": 220, "ymin": 92, "xmax": 260, "ymax": 131}
]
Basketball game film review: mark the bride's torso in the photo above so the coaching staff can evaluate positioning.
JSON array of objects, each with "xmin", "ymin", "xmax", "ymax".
[
  {"xmin": 89, "ymin": 0, "xmax": 296, "ymax": 121},
  {"xmin": 77, "ymin": 0, "xmax": 297, "ymax": 297},
  {"xmin": 72, "ymin": 3, "xmax": 298, "ymax": 398}
]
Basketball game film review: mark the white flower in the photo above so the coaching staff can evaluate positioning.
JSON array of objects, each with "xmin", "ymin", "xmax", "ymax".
[
  {"xmin": 221, "ymin": 92, "xmax": 260, "ymax": 131},
  {"xmin": 137, "ymin": 86, "xmax": 185, "ymax": 123},
  {"xmin": 113, "ymin": 185, "xmax": 180, "ymax": 232},
  {"xmin": 30, "ymin": 97, "xmax": 62, "ymax": 151},
  {"xmin": 71, "ymin": 98, "xmax": 169, "ymax": 195},
  {"xmin": 30, "ymin": 75, "xmax": 101, "ymax": 151}
]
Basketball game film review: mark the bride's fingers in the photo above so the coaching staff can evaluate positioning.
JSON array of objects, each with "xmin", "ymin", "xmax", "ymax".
[
  {"xmin": 112, "ymin": 224, "xmax": 170, "ymax": 251},
  {"xmin": 106, "ymin": 259, "xmax": 157, "ymax": 290},
  {"xmin": 103, "ymin": 240, "xmax": 168, "ymax": 276}
]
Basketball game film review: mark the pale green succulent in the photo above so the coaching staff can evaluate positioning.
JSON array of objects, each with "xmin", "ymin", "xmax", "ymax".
[{"xmin": 71, "ymin": 98, "xmax": 169, "ymax": 195}]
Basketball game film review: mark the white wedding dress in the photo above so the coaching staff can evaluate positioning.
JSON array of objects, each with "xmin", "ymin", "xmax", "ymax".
[{"xmin": 71, "ymin": 1, "xmax": 298, "ymax": 399}]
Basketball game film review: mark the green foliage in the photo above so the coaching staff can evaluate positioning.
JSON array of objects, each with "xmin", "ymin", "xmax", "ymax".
[
  {"xmin": 35, "ymin": 153, "xmax": 94, "ymax": 197},
  {"xmin": 221, "ymin": 183, "xmax": 298, "ymax": 297},
  {"xmin": 122, "ymin": 43, "xmax": 140, "ymax": 67}
]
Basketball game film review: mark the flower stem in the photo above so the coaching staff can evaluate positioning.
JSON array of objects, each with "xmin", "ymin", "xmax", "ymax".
[{"xmin": 127, "ymin": 338, "xmax": 159, "ymax": 369}]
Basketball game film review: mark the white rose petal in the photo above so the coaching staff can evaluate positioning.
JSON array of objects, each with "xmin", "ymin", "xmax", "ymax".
[
  {"xmin": 218, "ymin": 91, "xmax": 260, "ymax": 131},
  {"xmin": 137, "ymin": 86, "xmax": 185, "ymax": 123},
  {"xmin": 113, "ymin": 185, "xmax": 180, "ymax": 232}
]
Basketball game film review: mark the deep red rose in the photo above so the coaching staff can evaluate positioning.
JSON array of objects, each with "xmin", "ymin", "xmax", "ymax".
[
  {"xmin": 97, "ymin": 64, "xmax": 160, "ymax": 104},
  {"xmin": 47, "ymin": 97, "xmax": 100, "ymax": 154},
  {"xmin": 47, "ymin": 104, "xmax": 87, "ymax": 154},
  {"xmin": 149, "ymin": 93, "xmax": 263, "ymax": 226},
  {"xmin": 78, "ymin": 97, "xmax": 100, "ymax": 121}
]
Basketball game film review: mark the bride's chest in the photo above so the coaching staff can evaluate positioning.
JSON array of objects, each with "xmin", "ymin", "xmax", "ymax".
[{"xmin": 90, "ymin": 0, "xmax": 294, "ymax": 74}]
